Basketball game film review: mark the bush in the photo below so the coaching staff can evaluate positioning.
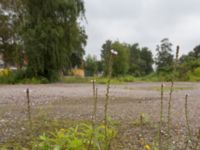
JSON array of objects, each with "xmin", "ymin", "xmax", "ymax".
[
  {"xmin": 0, "ymin": 68, "xmax": 11, "ymax": 77},
  {"xmin": 193, "ymin": 67, "xmax": 200, "ymax": 76},
  {"xmin": 0, "ymin": 69, "xmax": 49, "ymax": 84}
]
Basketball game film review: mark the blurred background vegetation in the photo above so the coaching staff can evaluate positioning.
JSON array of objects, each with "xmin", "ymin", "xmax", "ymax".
[{"xmin": 0, "ymin": 0, "xmax": 200, "ymax": 84}]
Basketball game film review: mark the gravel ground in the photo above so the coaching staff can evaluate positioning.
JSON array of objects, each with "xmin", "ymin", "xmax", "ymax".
[{"xmin": 0, "ymin": 82, "xmax": 200, "ymax": 149}]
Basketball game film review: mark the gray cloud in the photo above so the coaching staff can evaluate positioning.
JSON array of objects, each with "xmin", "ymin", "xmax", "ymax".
[{"xmin": 84, "ymin": 0, "xmax": 200, "ymax": 59}]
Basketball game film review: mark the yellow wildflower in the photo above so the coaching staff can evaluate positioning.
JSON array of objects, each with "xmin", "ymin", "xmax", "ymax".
[
  {"xmin": 60, "ymin": 128, "xmax": 65, "ymax": 132},
  {"xmin": 144, "ymin": 144, "xmax": 150, "ymax": 150}
]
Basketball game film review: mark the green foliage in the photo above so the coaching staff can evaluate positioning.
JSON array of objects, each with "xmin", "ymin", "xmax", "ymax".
[
  {"xmin": 0, "ymin": 69, "xmax": 24, "ymax": 84},
  {"xmin": 32, "ymin": 123, "xmax": 116, "ymax": 150},
  {"xmin": 0, "ymin": 69, "xmax": 49, "ymax": 84},
  {"xmin": 188, "ymin": 44, "xmax": 200, "ymax": 58},
  {"xmin": 101, "ymin": 40, "xmax": 154, "ymax": 77},
  {"xmin": 101, "ymin": 40, "xmax": 130, "ymax": 76},
  {"xmin": 101, "ymin": 41, "xmax": 129, "ymax": 76},
  {"xmin": 144, "ymin": 142, "xmax": 159, "ymax": 150},
  {"xmin": 177, "ymin": 45, "xmax": 200, "ymax": 81},
  {"xmin": 140, "ymin": 47, "xmax": 154, "ymax": 74},
  {"xmin": 62, "ymin": 76, "xmax": 138, "ymax": 84},
  {"xmin": 84, "ymin": 55, "xmax": 98, "ymax": 76},
  {"xmin": 62, "ymin": 77, "xmax": 91, "ymax": 83},
  {"xmin": 131, "ymin": 113, "xmax": 151, "ymax": 127},
  {"xmin": 193, "ymin": 67, "xmax": 200, "ymax": 76},
  {"xmin": 129, "ymin": 44, "xmax": 153, "ymax": 76},
  {"xmin": 117, "ymin": 75, "xmax": 135, "ymax": 82},
  {"xmin": 101, "ymin": 40, "xmax": 112, "ymax": 76},
  {"xmin": 155, "ymin": 38, "xmax": 174, "ymax": 73},
  {"xmin": 112, "ymin": 42, "xmax": 129, "ymax": 76},
  {"xmin": 0, "ymin": 0, "xmax": 23, "ymax": 67},
  {"xmin": 187, "ymin": 67, "xmax": 200, "ymax": 81},
  {"xmin": 22, "ymin": 0, "xmax": 87, "ymax": 81}
]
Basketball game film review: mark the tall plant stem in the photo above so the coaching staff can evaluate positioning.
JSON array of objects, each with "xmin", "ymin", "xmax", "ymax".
[
  {"xmin": 167, "ymin": 81, "xmax": 174, "ymax": 145},
  {"xmin": 184, "ymin": 94, "xmax": 191, "ymax": 150},
  {"xmin": 92, "ymin": 79, "xmax": 97, "ymax": 124},
  {"xmin": 158, "ymin": 83, "xmax": 164, "ymax": 150},
  {"xmin": 104, "ymin": 53, "xmax": 113, "ymax": 149},
  {"xmin": 167, "ymin": 46, "xmax": 179, "ymax": 149},
  {"xmin": 26, "ymin": 88, "xmax": 32, "ymax": 138},
  {"xmin": 93, "ymin": 87, "xmax": 98, "ymax": 127},
  {"xmin": 185, "ymin": 94, "xmax": 191, "ymax": 137},
  {"xmin": 88, "ymin": 79, "xmax": 98, "ymax": 150}
]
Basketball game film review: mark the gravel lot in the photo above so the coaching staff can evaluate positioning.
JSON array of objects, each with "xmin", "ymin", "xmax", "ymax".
[
  {"xmin": 0, "ymin": 82, "xmax": 199, "ymax": 122},
  {"xmin": 0, "ymin": 82, "xmax": 200, "ymax": 149}
]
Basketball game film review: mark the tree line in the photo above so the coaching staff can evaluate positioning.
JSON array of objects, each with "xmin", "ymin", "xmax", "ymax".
[{"xmin": 85, "ymin": 38, "xmax": 200, "ymax": 80}]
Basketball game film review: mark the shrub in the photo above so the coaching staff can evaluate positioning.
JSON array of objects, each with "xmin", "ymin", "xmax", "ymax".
[
  {"xmin": 0, "ymin": 69, "xmax": 49, "ymax": 84},
  {"xmin": 186, "ymin": 67, "xmax": 200, "ymax": 81},
  {"xmin": 0, "ymin": 68, "xmax": 11, "ymax": 77},
  {"xmin": 193, "ymin": 67, "xmax": 200, "ymax": 76}
]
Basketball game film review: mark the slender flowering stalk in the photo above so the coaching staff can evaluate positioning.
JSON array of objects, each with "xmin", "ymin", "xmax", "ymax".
[
  {"xmin": 184, "ymin": 94, "xmax": 191, "ymax": 150},
  {"xmin": 93, "ymin": 87, "xmax": 98, "ymax": 125},
  {"xmin": 185, "ymin": 94, "xmax": 191, "ymax": 137},
  {"xmin": 26, "ymin": 88, "xmax": 32, "ymax": 138},
  {"xmin": 158, "ymin": 83, "xmax": 164, "ymax": 150},
  {"xmin": 104, "ymin": 49, "xmax": 117, "ymax": 149},
  {"xmin": 167, "ymin": 81, "xmax": 174, "ymax": 141},
  {"xmin": 88, "ymin": 80, "xmax": 97, "ymax": 150},
  {"xmin": 91, "ymin": 79, "xmax": 97, "ymax": 123},
  {"xmin": 167, "ymin": 46, "xmax": 179, "ymax": 149}
]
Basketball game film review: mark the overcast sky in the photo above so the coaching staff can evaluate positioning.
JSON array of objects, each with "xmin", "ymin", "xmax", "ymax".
[{"xmin": 84, "ymin": 0, "xmax": 200, "ymax": 59}]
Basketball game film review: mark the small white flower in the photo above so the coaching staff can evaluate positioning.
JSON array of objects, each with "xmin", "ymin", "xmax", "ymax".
[{"xmin": 111, "ymin": 49, "xmax": 118, "ymax": 55}]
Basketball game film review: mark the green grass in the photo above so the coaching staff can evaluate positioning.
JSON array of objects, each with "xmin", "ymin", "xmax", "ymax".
[
  {"xmin": 62, "ymin": 74, "xmax": 200, "ymax": 84},
  {"xmin": 149, "ymin": 86, "xmax": 194, "ymax": 91},
  {"xmin": 130, "ymin": 113, "xmax": 152, "ymax": 127},
  {"xmin": 1, "ymin": 71, "xmax": 200, "ymax": 85},
  {"xmin": 62, "ymin": 76, "xmax": 92, "ymax": 83},
  {"xmin": 124, "ymin": 85, "xmax": 194, "ymax": 91},
  {"xmin": 62, "ymin": 76, "xmax": 122, "ymax": 84}
]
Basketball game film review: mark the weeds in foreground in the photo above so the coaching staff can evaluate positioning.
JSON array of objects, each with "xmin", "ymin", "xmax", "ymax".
[
  {"xmin": 31, "ymin": 72, "xmax": 117, "ymax": 150},
  {"xmin": 131, "ymin": 113, "xmax": 151, "ymax": 127},
  {"xmin": 32, "ymin": 123, "xmax": 116, "ymax": 150}
]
